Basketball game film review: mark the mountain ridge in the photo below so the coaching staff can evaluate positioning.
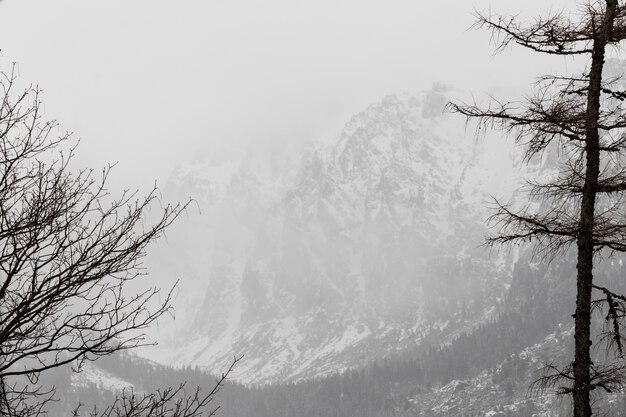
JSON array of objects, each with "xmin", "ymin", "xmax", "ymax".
[{"xmin": 142, "ymin": 86, "xmax": 522, "ymax": 384}]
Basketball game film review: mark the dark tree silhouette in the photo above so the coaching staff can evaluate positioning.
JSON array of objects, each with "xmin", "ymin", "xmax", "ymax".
[
  {"xmin": 0, "ymin": 66, "xmax": 234, "ymax": 416},
  {"xmin": 450, "ymin": 1, "xmax": 626, "ymax": 416}
]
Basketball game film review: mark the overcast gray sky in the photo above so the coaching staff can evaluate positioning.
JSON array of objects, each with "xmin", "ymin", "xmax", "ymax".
[{"xmin": 0, "ymin": 0, "xmax": 577, "ymax": 190}]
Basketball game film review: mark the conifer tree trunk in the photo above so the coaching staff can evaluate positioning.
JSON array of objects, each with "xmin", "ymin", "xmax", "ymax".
[{"xmin": 574, "ymin": 3, "xmax": 616, "ymax": 416}]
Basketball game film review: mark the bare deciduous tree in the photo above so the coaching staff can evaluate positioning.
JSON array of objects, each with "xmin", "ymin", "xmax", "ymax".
[
  {"xmin": 0, "ymin": 66, "xmax": 233, "ymax": 416},
  {"xmin": 449, "ymin": 1, "xmax": 626, "ymax": 416},
  {"xmin": 72, "ymin": 357, "xmax": 240, "ymax": 417}
]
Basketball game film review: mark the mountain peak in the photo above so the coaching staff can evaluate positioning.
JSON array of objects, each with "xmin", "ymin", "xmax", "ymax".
[{"xmin": 145, "ymin": 90, "xmax": 519, "ymax": 384}]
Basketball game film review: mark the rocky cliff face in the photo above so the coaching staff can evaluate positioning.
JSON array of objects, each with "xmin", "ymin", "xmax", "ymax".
[{"xmin": 144, "ymin": 85, "xmax": 522, "ymax": 384}]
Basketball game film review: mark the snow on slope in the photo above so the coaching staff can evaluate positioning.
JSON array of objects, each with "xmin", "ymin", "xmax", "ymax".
[
  {"xmin": 405, "ymin": 326, "xmax": 574, "ymax": 417},
  {"xmin": 72, "ymin": 362, "xmax": 133, "ymax": 392}
]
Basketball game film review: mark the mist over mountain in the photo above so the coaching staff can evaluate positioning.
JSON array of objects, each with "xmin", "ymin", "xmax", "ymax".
[
  {"xmin": 138, "ymin": 84, "xmax": 525, "ymax": 384},
  {"xmin": 39, "ymin": 73, "xmax": 626, "ymax": 416},
  {"xmin": 6, "ymin": 0, "xmax": 626, "ymax": 415}
]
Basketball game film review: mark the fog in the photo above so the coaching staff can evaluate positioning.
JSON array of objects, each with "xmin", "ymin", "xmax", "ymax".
[
  {"xmin": 6, "ymin": 2, "xmax": 626, "ymax": 416},
  {"xmin": 0, "ymin": 0, "xmax": 577, "ymax": 190}
]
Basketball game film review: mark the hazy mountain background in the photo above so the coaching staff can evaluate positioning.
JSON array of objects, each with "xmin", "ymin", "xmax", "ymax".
[
  {"xmin": 40, "ymin": 69, "xmax": 626, "ymax": 415},
  {"xmin": 3, "ymin": 2, "xmax": 626, "ymax": 414},
  {"xmin": 140, "ymin": 84, "xmax": 520, "ymax": 383}
]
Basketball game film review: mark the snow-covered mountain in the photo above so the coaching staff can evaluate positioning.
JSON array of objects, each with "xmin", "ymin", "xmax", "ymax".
[{"xmin": 144, "ymin": 85, "xmax": 524, "ymax": 384}]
